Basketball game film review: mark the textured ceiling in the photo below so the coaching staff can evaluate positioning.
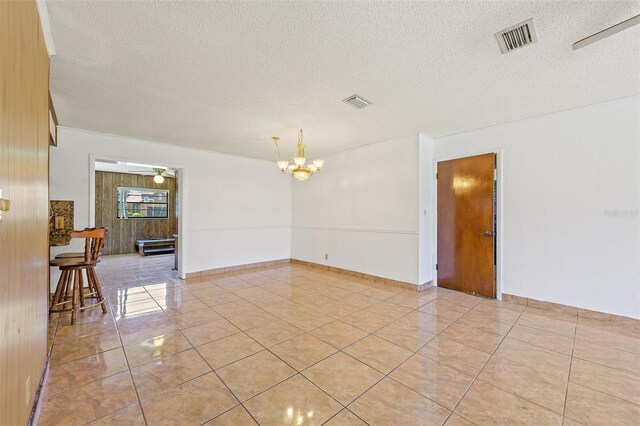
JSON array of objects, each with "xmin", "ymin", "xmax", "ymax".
[{"xmin": 48, "ymin": 1, "xmax": 640, "ymax": 160}]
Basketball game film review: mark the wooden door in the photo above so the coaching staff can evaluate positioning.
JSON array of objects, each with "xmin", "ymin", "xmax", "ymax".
[{"xmin": 437, "ymin": 153, "xmax": 496, "ymax": 298}]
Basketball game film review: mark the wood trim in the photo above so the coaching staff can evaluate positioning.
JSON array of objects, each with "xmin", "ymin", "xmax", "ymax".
[
  {"xmin": 0, "ymin": 1, "xmax": 51, "ymax": 424},
  {"xmin": 48, "ymin": 92, "xmax": 57, "ymax": 146},
  {"xmin": 28, "ymin": 356, "xmax": 50, "ymax": 425},
  {"xmin": 95, "ymin": 171, "xmax": 176, "ymax": 255}
]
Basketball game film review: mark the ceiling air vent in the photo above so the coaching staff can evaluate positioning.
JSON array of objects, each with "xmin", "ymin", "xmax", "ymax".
[
  {"xmin": 343, "ymin": 95, "xmax": 372, "ymax": 109},
  {"xmin": 495, "ymin": 18, "xmax": 538, "ymax": 54}
]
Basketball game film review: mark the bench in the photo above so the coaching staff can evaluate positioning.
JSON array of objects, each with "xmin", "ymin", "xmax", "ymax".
[{"xmin": 135, "ymin": 238, "xmax": 175, "ymax": 256}]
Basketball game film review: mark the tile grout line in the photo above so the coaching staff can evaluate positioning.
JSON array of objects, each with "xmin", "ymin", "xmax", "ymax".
[
  {"xmin": 562, "ymin": 313, "xmax": 579, "ymax": 421},
  {"xmin": 115, "ymin": 279, "xmax": 236, "ymax": 424},
  {"xmin": 439, "ymin": 302, "xmax": 528, "ymax": 425},
  {"xmin": 320, "ymin": 409, "xmax": 370, "ymax": 426},
  {"xmin": 48, "ymin": 275, "xmax": 460, "ymax": 424},
  {"xmin": 231, "ymin": 329, "xmax": 348, "ymax": 423},
  {"xmin": 208, "ymin": 277, "xmax": 407, "ymax": 424},
  {"xmin": 106, "ymin": 297, "xmax": 151, "ymax": 426},
  {"xmin": 163, "ymin": 277, "xmax": 475, "ymax": 423},
  {"xmin": 296, "ymin": 295, "xmax": 484, "ymax": 423},
  {"xmin": 361, "ymin": 299, "xmax": 488, "ymax": 423},
  {"xmin": 441, "ymin": 302, "xmax": 603, "ymax": 423},
  {"xmin": 494, "ymin": 311, "xmax": 640, "ymax": 385},
  {"xmin": 211, "ymin": 368, "xmax": 262, "ymax": 426},
  {"xmin": 47, "ymin": 258, "xmax": 638, "ymax": 426},
  {"xmin": 185, "ymin": 281, "xmax": 345, "ymax": 423}
]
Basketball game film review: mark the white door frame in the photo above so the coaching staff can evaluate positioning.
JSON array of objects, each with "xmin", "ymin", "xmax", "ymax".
[{"xmin": 431, "ymin": 149, "xmax": 504, "ymax": 300}]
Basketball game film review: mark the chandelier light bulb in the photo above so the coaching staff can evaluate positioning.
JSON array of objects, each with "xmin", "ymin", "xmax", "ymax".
[
  {"xmin": 277, "ymin": 160, "xmax": 289, "ymax": 173},
  {"xmin": 293, "ymin": 156, "xmax": 306, "ymax": 166},
  {"xmin": 293, "ymin": 170, "xmax": 311, "ymax": 181},
  {"xmin": 308, "ymin": 164, "xmax": 317, "ymax": 173},
  {"xmin": 312, "ymin": 159, "xmax": 324, "ymax": 170}
]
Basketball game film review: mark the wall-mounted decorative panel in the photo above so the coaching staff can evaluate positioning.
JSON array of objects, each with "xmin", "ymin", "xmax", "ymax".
[
  {"xmin": 49, "ymin": 200, "xmax": 74, "ymax": 246},
  {"xmin": 95, "ymin": 171, "xmax": 176, "ymax": 255}
]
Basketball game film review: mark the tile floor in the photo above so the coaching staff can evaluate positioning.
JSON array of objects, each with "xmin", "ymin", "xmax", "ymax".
[{"xmin": 41, "ymin": 254, "xmax": 640, "ymax": 425}]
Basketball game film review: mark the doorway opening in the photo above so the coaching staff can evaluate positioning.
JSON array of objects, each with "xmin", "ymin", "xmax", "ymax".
[
  {"xmin": 436, "ymin": 153, "xmax": 497, "ymax": 298},
  {"xmin": 89, "ymin": 158, "xmax": 183, "ymax": 278}
]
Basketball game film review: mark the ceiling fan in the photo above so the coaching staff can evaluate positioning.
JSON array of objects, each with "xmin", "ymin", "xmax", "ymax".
[{"xmin": 128, "ymin": 167, "xmax": 176, "ymax": 183}]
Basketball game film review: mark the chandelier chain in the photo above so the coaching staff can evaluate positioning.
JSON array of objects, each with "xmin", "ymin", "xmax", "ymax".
[{"xmin": 274, "ymin": 139, "xmax": 283, "ymax": 159}]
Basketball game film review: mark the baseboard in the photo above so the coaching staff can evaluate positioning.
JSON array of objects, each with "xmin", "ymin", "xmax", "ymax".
[
  {"xmin": 28, "ymin": 355, "xmax": 50, "ymax": 426},
  {"xmin": 181, "ymin": 259, "xmax": 636, "ymax": 321},
  {"xmin": 503, "ymin": 293, "xmax": 638, "ymax": 323},
  {"xmin": 417, "ymin": 280, "xmax": 434, "ymax": 292},
  {"xmin": 291, "ymin": 259, "xmax": 432, "ymax": 292},
  {"xmin": 184, "ymin": 257, "xmax": 434, "ymax": 293},
  {"xmin": 184, "ymin": 258, "xmax": 291, "ymax": 279}
]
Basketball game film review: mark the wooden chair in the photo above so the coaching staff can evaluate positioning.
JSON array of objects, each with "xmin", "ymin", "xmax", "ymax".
[
  {"xmin": 54, "ymin": 227, "xmax": 105, "ymax": 259},
  {"xmin": 49, "ymin": 228, "xmax": 108, "ymax": 324}
]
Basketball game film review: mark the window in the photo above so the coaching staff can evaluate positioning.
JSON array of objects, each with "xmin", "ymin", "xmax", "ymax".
[{"xmin": 117, "ymin": 187, "xmax": 169, "ymax": 219}]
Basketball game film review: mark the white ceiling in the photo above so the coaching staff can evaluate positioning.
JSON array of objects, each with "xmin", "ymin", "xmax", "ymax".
[{"xmin": 48, "ymin": 1, "xmax": 640, "ymax": 160}]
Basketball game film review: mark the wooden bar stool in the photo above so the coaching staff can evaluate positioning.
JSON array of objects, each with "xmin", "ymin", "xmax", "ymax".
[
  {"xmin": 49, "ymin": 228, "xmax": 108, "ymax": 324},
  {"xmin": 54, "ymin": 227, "xmax": 106, "ymax": 260}
]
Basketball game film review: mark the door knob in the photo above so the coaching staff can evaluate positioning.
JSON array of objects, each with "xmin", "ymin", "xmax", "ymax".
[{"xmin": 482, "ymin": 231, "xmax": 493, "ymax": 237}]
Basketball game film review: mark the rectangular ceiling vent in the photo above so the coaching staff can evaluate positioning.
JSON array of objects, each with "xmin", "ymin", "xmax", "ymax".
[
  {"xmin": 343, "ymin": 94, "xmax": 372, "ymax": 109},
  {"xmin": 495, "ymin": 18, "xmax": 538, "ymax": 54}
]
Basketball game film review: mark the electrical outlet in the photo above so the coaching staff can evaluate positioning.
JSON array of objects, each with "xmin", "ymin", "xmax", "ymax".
[
  {"xmin": 55, "ymin": 216, "xmax": 64, "ymax": 229},
  {"xmin": 324, "ymin": 253, "xmax": 328, "ymax": 260}
]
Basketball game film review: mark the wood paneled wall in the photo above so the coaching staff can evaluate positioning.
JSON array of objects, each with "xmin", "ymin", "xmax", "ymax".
[
  {"xmin": 95, "ymin": 172, "xmax": 176, "ymax": 255},
  {"xmin": 0, "ymin": 1, "xmax": 51, "ymax": 424}
]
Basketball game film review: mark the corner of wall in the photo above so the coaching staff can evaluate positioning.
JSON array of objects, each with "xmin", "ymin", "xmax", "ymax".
[{"xmin": 418, "ymin": 132, "xmax": 436, "ymax": 285}]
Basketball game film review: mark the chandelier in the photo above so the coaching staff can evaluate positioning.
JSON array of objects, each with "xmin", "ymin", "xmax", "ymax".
[{"xmin": 272, "ymin": 129, "xmax": 324, "ymax": 181}]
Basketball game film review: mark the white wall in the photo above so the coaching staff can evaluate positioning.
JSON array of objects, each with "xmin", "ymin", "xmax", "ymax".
[
  {"xmin": 434, "ymin": 96, "xmax": 640, "ymax": 318},
  {"xmin": 291, "ymin": 96, "xmax": 639, "ymax": 318},
  {"xmin": 50, "ymin": 127, "xmax": 291, "ymax": 277},
  {"xmin": 291, "ymin": 135, "xmax": 421, "ymax": 284},
  {"xmin": 52, "ymin": 96, "xmax": 639, "ymax": 318}
]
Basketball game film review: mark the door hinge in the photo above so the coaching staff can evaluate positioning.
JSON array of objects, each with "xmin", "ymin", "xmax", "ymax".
[
  {"xmin": 435, "ymin": 172, "xmax": 438, "ymax": 179},
  {"xmin": 435, "ymin": 263, "xmax": 438, "ymax": 271}
]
